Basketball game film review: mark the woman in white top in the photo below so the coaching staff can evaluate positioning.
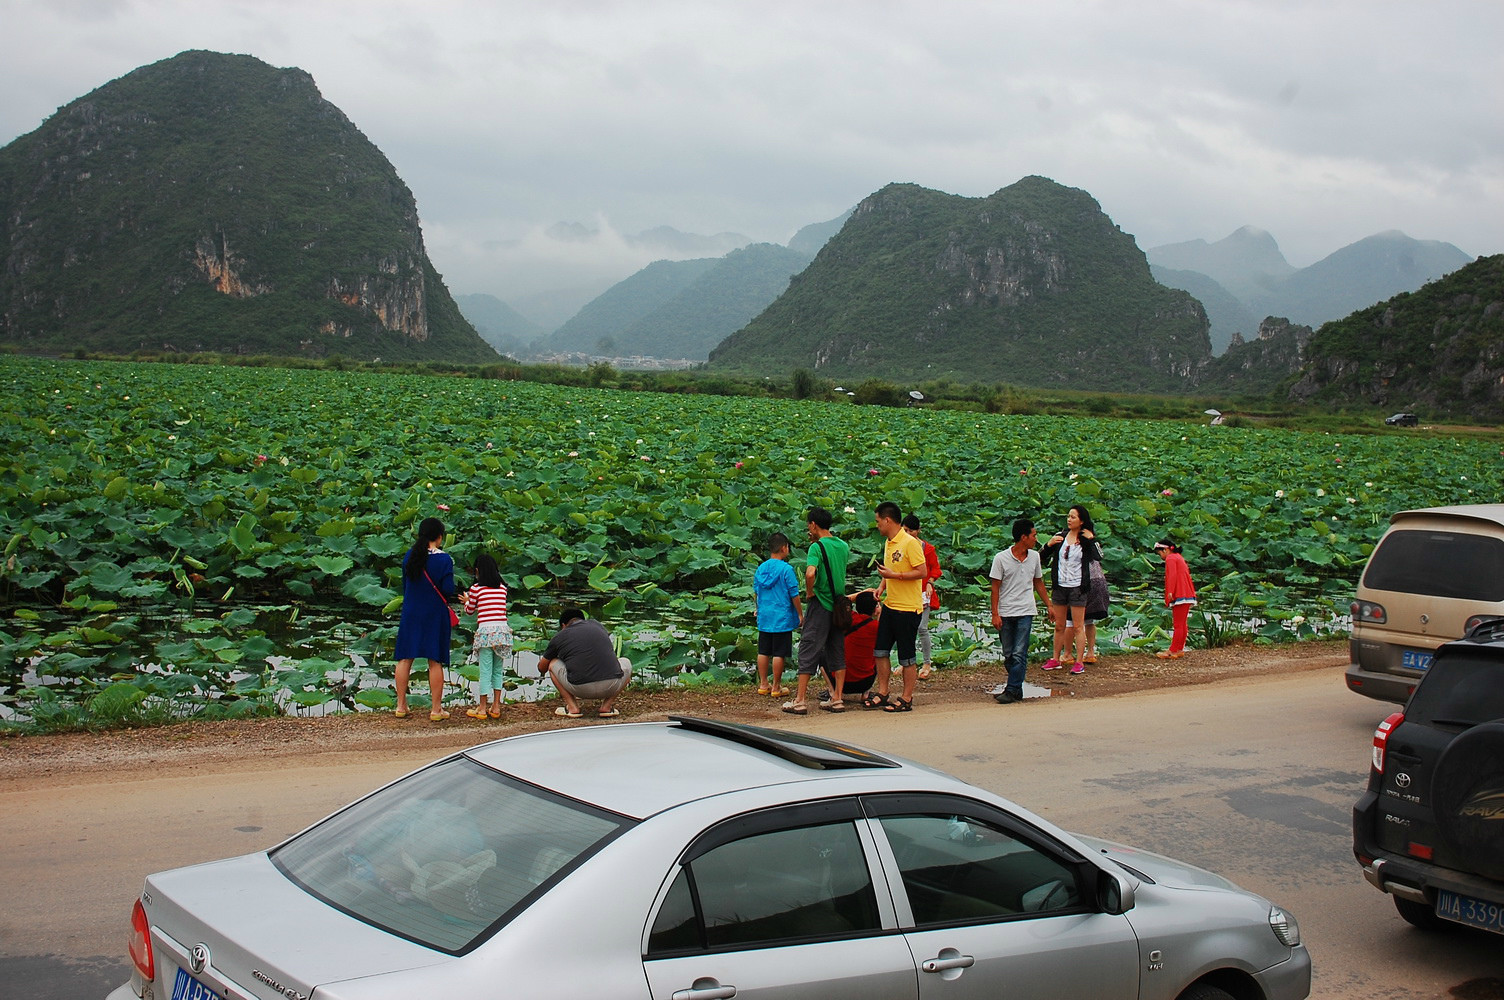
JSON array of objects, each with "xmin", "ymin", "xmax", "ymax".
[{"xmin": 1041, "ymin": 505, "xmax": 1101, "ymax": 675}]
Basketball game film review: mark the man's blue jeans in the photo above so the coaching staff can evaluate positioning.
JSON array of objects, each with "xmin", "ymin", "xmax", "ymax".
[{"xmin": 997, "ymin": 615, "xmax": 1033, "ymax": 696}]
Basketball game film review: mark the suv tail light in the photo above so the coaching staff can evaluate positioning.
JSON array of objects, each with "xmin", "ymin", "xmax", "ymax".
[
  {"xmin": 129, "ymin": 898, "xmax": 154, "ymax": 982},
  {"xmin": 1372, "ymin": 711, "xmax": 1405, "ymax": 773},
  {"xmin": 1353, "ymin": 600, "xmax": 1387, "ymax": 625}
]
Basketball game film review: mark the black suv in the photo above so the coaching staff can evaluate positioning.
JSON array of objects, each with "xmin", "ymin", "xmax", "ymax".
[{"xmin": 1353, "ymin": 618, "xmax": 1504, "ymax": 934}]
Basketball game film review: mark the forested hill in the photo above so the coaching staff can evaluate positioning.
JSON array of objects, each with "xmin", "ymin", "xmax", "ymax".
[
  {"xmin": 0, "ymin": 50, "xmax": 495, "ymax": 361},
  {"xmin": 708, "ymin": 176, "xmax": 1212, "ymax": 390},
  {"xmin": 1289, "ymin": 254, "xmax": 1504, "ymax": 420}
]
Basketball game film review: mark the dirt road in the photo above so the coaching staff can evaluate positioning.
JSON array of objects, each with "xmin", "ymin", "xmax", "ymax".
[{"xmin": 5, "ymin": 643, "xmax": 1502, "ymax": 999}]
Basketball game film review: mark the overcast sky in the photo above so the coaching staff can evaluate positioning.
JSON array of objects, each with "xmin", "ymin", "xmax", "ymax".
[{"xmin": 3, "ymin": 0, "xmax": 1500, "ymax": 305}]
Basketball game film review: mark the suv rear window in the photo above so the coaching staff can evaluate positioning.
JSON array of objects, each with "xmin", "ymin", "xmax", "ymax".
[
  {"xmin": 1362, "ymin": 529, "xmax": 1504, "ymax": 601},
  {"xmin": 1404, "ymin": 652, "xmax": 1504, "ymax": 727},
  {"xmin": 272, "ymin": 757, "xmax": 631, "ymax": 953}
]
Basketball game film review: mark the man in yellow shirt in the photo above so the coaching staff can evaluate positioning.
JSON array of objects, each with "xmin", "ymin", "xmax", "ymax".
[{"xmin": 863, "ymin": 501, "xmax": 928, "ymax": 713}]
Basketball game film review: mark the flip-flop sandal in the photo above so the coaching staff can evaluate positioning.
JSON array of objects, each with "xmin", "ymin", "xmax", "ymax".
[
  {"xmin": 780, "ymin": 701, "xmax": 808, "ymax": 715},
  {"xmin": 393, "ymin": 708, "xmax": 409, "ymax": 719},
  {"xmin": 598, "ymin": 708, "xmax": 620, "ymax": 718},
  {"xmin": 769, "ymin": 686, "xmax": 791, "ymax": 698},
  {"xmin": 883, "ymin": 697, "xmax": 913, "ymax": 713},
  {"xmin": 488, "ymin": 708, "xmax": 502, "ymax": 718},
  {"xmin": 860, "ymin": 692, "xmax": 890, "ymax": 710},
  {"xmin": 820, "ymin": 701, "xmax": 845, "ymax": 712},
  {"xmin": 917, "ymin": 665, "xmax": 932, "ymax": 679},
  {"xmin": 554, "ymin": 707, "xmax": 584, "ymax": 718},
  {"xmin": 465, "ymin": 707, "xmax": 488, "ymax": 719},
  {"xmin": 429, "ymin": 710, "xmax": 450, "ymax": 722},
  {"xmin": 756, "ymin": 687, "xmax": 771, "ymax": 696}
]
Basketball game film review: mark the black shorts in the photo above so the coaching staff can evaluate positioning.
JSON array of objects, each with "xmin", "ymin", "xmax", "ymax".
[
  {"xmin": 873, "ymin": 608, "xmax": 922, "ymax": 665},
  {"xmin": 757, "ymin": 630, "xmax": 793, "ymax": 658},
  {"xmin": 1051, "ymin": 584, "xmax": 1088, "ymax": 608}
]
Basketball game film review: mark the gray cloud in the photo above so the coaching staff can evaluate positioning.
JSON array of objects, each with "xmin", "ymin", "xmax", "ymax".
[{"xmin": 2, "ymin": 0, "xmax": 1499, "ymax": 302}]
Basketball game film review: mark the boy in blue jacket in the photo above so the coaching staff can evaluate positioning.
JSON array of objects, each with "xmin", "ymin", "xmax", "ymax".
[{"xmin": 753, "ymin": 532, "xmax": 803, "ymax": 696}]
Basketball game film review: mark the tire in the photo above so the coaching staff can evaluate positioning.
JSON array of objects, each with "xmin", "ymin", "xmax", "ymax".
[
  {"xmin": 1176, "ymin": 984, "xmax": 1235, "ymax": 1000},
  {"xmin": 1432, "ymin": 720, "xmax": 1504, "ymax": 881},
  {"xmin": 1393, "ymin": 896, "xmax": 1452, "ymax": 932}
]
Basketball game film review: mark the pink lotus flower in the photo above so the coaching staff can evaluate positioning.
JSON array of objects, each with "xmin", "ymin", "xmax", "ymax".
[
  {"xmin": 734, "ymin": 461, "xmax": 743, "ymax": 469},
  {"xmin": 1161, "ymin": 488, "xmax": 1175, "ymax": 496},
  {"xmin": 436, "ymin": 503, "xmax": 450, "ymax": 512},
  {"xmin": 255, "ymin": 454, "xmax": 267, "ymax": 464}
]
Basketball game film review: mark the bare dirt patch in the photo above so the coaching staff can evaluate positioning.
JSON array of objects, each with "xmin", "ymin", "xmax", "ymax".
[{"xmin": 0, "ymin": 640, "xmax": 1350, "ymax": 781}]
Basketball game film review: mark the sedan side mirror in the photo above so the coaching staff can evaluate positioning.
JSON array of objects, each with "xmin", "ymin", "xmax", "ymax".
[{"xmin": 1097, "ymin": 868, "xmax": 1137, "ymax": 915}]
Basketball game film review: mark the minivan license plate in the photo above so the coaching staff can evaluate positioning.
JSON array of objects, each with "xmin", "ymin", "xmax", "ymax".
[
  {"xmin": 1435, "ymin": 889, "xmax": 1504, "ymax": 935},
  {"xmin": 172, "ymin": 967, "xmax": 225, "ymax": 1000},
  {"xmin": 1402, "ymin": 650, "xmax": 1434, "ymax": 671}
]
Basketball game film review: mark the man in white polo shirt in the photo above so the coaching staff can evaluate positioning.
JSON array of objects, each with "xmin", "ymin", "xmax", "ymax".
[{"xmin": 988, "ymin": 518, "xmax": 1053, "ymax": 704}]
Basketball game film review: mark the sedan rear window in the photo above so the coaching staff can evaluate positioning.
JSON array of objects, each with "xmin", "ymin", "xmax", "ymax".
[
  {"xmin": 1362, "ymin": 530, "xmax": 1504, "ymax": 602},
  {"xmin": 271, "ymin": 757, "xmax": 631, "ymax": 953}
]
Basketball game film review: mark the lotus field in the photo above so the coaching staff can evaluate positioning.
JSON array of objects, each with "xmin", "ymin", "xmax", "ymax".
[{"xmin": 2, "ymin": 355, "xmax": 1496, "ymax": 726}]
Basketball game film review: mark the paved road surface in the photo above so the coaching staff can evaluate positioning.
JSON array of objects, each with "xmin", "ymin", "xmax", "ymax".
[{"xmin": 3, "ymin": 665, "xmax": 1501, "ymax": 998}]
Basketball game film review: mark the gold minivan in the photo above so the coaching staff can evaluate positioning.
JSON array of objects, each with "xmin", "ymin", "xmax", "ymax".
[{"xmin": 1345, "ymin": 504, "xmax": 1504, "ymax": 702}]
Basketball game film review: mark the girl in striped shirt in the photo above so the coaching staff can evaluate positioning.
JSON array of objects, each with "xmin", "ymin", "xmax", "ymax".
[{"xmin": 463, "ymin": 554, "xmax": 512, "ymax": 718}]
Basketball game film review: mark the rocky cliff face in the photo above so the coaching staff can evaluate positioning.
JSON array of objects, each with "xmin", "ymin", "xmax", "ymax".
[{"xmin": 0, "ymin": 50, "xmax": 493, "ymax": 361}]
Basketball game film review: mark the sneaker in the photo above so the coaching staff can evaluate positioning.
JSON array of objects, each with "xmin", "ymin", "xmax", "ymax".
[
  {"xmin": 1070, "ymin": 662, "xmax": 1085, "ymax": 675},
  {"xmin": 1041, "ymin": 658, "xmax": 1061, "ymax": 671}
]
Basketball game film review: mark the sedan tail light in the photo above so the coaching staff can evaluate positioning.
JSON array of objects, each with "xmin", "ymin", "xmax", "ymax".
[
  {"xmin": 1371, "ymin": 711, "xmax": 1405, "ymax": 774},
  {"xmin": 1352, "ymin": 600, "xmax": 1387, "ymax": 625},
  {"xmin": 129, "ymin": 899, "xmax": 154, "ymax": 982}
]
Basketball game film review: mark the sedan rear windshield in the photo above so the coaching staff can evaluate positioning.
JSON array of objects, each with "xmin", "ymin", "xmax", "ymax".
[
  {"xmin": 271, "ymin": 757, "xmax": 631, "ymax": 954},
  {"xmin": 1362, "ymin": 529, "xmax": 1504, "ymax": 602},
  {"xmin": 1406, "ymin": 653, "xmax": 1504, "ymax": 728}
]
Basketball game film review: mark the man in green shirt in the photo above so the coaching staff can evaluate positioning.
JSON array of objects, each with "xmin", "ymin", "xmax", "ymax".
[{"xmin": 784, "ymin": 506, "xmax": 849, "ymax": 715}]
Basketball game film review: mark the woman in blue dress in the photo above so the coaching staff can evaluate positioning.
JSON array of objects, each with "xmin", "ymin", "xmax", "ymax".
[{"xmin": 393, "ymin": 517, "xmax": 455, "ymax": 720}]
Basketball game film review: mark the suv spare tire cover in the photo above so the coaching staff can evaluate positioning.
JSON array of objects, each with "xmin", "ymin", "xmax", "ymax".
[{"xmin": 1433, "ymin": 720, "xmax": 1504, "ymax": 881}]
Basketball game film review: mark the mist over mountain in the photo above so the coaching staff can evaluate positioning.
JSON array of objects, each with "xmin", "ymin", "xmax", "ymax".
[
  {"xmin": 537, "ymin": 257, "xmax": 720, "ymax": 355},
  {"xmin": 1148, "ymin": 226, "xmax": 1294, "ymax": 302},
  {"xmin": 1255, "ymin": 231, "xmax": 1474, "ymax": 327},
  {"xmin": 1150, "ymin": 266, "xmax": 1260, "ymax": 355},
  {"xmin": 0, "ymin": 50, "xmax": 494, "ymax": 361},
  {"xmin": 710, "ymin": 176, "xmax": 1211, "ymax": 389},
  {"xmin": 453, "ymin": 293, "xmax": 540, "ymax": 357},
  {"xmin": 787, "ymin": 210, "xmax": 852, "ymax": 255}
]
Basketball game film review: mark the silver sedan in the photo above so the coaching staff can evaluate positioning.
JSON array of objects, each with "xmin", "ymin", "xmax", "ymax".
[{"xmin": 109, "ymin": 716, "xmax": 1309, "ymax": 1000}]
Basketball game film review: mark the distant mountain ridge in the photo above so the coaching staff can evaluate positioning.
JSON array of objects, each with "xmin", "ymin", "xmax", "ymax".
[
  {"xmin": 0, "ymin": 50, "xmax": 494, "ymax": 361},
  {"xmin": 709, "ymin": 176, "xmax": 1212, "ymax": 389},
  {"xmin": 1147, "ymin": 227, "xmax": 1473, "ymax": 336},
  {"xmin": 453, "ymin": 293, "xmax": 540, "ymax": 357}
]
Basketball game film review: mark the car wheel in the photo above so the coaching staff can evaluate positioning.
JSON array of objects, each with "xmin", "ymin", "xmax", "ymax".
[
  {"xmin": 1176, "ymin": 983, "xmax": 1236, "ymax": 1000},
  {"xmin": 1432, "ymin": 720, "xmax": 1504, "ymax": 881},
  {"xmin": 1393, "ymin": 896, "xmax": 1451, "ymax": 932}
]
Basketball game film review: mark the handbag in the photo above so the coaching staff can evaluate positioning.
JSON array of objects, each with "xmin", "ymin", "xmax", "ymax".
[
  {"xmin": 425, "ymin": 570, "xmax": 460, "ymax": 627},
  {"xmin": 816, "ymin": 540, "xmax": 854, "ymax": 630},
  {"xmin": 1086, "ymin": 559, "xmax": 1111, "ymax": 621}
]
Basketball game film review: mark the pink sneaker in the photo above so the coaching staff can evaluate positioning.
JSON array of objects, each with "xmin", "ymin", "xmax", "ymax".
[
  {"xmin": 1070, "ymin": 662, "xmax": 1085, "ymax": 674},
  {"xmin": 1041, "ymin": 658, "xmax": 1061, "ymax": 671}
]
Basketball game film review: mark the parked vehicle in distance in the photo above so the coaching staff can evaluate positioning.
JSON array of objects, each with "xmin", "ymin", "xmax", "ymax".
[
  {"xmin": 109, "ymin": 717, "xmax": 1310, "ymax": 1000},
  {"xmin": 1345, "ymin": 505, "xmax": 1504, "ymax": 703},
  {"xmin": 1353, "ymin": 618, "xmax": 1504, "ymax": 935},
  {"xmin": 1384, "ymin": 412, "xmax": 1419, "ymax": 426}
]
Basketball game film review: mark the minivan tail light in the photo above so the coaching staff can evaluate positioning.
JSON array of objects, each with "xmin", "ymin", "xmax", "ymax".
[
  {"xmin": 1372, "ymin": 711, "xmax": 1405, "ymax": 774},
  {"xmin": 1352, "ymin": 600, "xmax": 1387, "ymax": 625},
  {"xmin": 129, "ymin": 898, "xmax": 153, "ymax": 982}
]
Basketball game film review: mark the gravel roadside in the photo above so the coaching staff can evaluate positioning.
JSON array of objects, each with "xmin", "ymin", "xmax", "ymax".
[{"xmin": 0, "ymin": 639, "xmax": 1350, "ymax": 781}]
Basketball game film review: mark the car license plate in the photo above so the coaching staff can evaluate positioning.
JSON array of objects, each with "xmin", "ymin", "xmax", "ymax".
[
  {"xmin": 1435, "ymin": 889, "xmax": 1504, "ymax": 935},
  {"xmin": 1402, "ymin": 650, "xmax": 1434, "ymax": 671},
  {"xmin": 172, "ymin": 967, "xmax": 225, "ymax": 1000}
]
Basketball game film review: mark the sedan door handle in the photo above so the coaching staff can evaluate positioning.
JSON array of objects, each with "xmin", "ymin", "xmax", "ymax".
[
  {"xmin": 672, "ymin": 980, "xmax": 737, "ymax": 1000},
  {"xmin": 922, "ymin": 953, "xmax": 976, "ymax": 973}
]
